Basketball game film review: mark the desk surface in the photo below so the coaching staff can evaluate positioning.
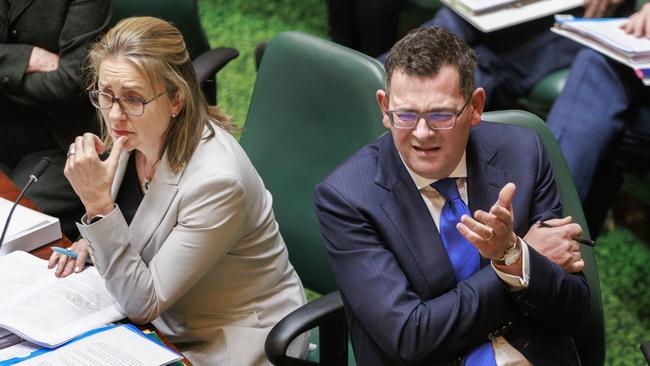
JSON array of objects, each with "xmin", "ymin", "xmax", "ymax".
[{"xmin": 0, "ymin": 172, "xmax": 191, "ymax": 365}]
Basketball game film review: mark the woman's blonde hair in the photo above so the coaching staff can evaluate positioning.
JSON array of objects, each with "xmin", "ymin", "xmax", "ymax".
[{"xmin": 87, "ymin": 16, "xmax": 236, "ymax": 173}]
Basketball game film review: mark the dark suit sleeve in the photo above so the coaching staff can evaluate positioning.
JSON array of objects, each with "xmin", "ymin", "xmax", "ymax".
[
  {"xmin": 1, "ymin": 0, "xmax": 110, "ymax": 107},
  {"xmin": 514, "ymin": 133, "xmax": 591, "ymax": 335},
  {"xmin": 315, "ymin": 182, "xmax": 522, "ymax": 363}
]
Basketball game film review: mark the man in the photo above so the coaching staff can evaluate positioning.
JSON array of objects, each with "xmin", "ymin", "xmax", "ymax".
[
  {"xmin": 314, "ymin": 27, "xmax": 589, "ymax": 365},
  {"xmin": 547, "ymin": 3, "xmax": 650, "ymax": 237},
  {"xmin": 408, "ymin": 0, "xmax": 634, "ymax": 110},
  {"xmin": 0, "ymin": 0, "xmax": 110, "ymax": 238}
]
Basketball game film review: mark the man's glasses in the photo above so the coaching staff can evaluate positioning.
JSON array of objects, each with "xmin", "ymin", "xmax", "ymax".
[
  {"xmin": 88, "ymin": 90, "xmax": 167, "ymax": 116},
  {"xmin": 387, "ymin": 97, "xmax": 472, "ymax": 130}
]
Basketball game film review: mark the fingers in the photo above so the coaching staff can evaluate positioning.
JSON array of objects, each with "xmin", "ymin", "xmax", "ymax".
[
  {"xmin": 52, "ymin": 241, "xmax": 89, "ymax": 277},
  {"xmin": 495, "ymin": 183, "xmax": 516, "ymax": 211},
  {"xmin": 541, "ymin": 216, "xmax": 573, "ymax": 227},
  {"xmin": 73, "ymin": 247, "xmax": 89, "ymax": 273},
  {"xmin": 54, "ymin": 253, "xmax": 70, "ymax": 277},
  {"xmin": 93, "ymin": 134, "xmax": 106, "ymax": 155},
  {"xmin": 585, "ymin": 0, "xmax": 605, "ymax": 18},
  {"xmin": 48, "ymin": 251, "xmax": 60, "ymax": 269},
  {"xmin": 567, "ymin": 259, "xmax": 585, "ymax": 273},
  {"xmin": 583, "ymin": 0, "xmax": 597, "ymax": 18},
  {"xmin": 462, "ymin": 211, "xmax": 496, "ymax": 240},
  {"xmin": 489, "ymin": 205, "xmax": 514, "ymax": 228},
  {"xmin": 106, "ymin": 136, "xmax": 126, "ymax": 173},
  {"xmin": 456, "ymin": 220, "xmax": 486, "ymax": 248},
  {"xmin": 60, "ymin": 257, "xmax": 77, "ymax": 278}
]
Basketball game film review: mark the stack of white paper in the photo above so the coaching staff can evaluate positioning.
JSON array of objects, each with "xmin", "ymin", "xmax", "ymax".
[
  {"xmin": 552, "ymin": 16, "xmax": 650, "ymax": 85},
  {"xmin": 0, "ymin": 198, "xmax": 61, "ymax": 256},
  {"xmin": 555, "ymin": 18, "xmax": 650, "ymax": 62}
]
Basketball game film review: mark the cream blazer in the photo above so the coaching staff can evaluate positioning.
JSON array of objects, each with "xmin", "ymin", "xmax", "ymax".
[{"xmin": 77, "ymin": 125, "xmax": 308, "ymax": 365}]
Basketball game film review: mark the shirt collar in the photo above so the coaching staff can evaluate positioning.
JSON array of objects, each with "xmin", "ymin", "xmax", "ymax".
[{"xmin": 400, "ymin": 151, "xmax": 468, "ymax": 190}]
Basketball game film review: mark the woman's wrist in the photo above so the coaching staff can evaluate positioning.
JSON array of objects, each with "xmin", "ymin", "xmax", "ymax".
[{"xmin": 85, "ymin": 201, "xmax": 115, "ymax": 219}]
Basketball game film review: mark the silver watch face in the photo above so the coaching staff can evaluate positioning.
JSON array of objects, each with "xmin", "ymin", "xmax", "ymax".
[{"xmin": 503, "ymin": 244, "xmax": 522, "ymax": 265}]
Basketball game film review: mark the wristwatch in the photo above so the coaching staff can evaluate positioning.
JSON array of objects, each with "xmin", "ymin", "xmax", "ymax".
[
  {"xmin": 493, "ymin": 238, "xmax": 522, "ymax": 266},
  {"xmin": 82, "ymin": 204, "xmax": 116, "ymax": 225},
  {"xmin": 85, "ymin": 214, "xmax": 105, "ymax": 225}
]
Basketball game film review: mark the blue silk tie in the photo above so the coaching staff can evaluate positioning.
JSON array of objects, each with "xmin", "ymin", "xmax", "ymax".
[{"xmin": 431, "ymin": 178, "xmax": 496, "ymax": 366}]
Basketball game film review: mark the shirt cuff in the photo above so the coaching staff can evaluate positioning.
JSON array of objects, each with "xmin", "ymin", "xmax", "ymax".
[{"xmin": 492, "ymin": 237, "xmax": 530, "ymax": 289}]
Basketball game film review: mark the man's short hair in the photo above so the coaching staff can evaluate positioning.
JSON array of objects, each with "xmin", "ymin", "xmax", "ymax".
[{"xmin": 384, "ymin": 27, "xmax": 477, "ymax": 98}]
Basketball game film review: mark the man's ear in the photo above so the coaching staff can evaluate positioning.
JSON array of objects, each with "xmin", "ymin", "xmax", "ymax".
[
  {"xmin": 469, "ymin": 87, "xmax": 485, "ymax": 127},
  {"xmin": 376, "ymin": 89, "xmax": 391, "ymax": 129}
]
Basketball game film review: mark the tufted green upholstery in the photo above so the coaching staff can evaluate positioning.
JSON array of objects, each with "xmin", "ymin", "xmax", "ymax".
[{"xmin": 483, "ymin": 110, "xmax": 604, "ymax": 366}]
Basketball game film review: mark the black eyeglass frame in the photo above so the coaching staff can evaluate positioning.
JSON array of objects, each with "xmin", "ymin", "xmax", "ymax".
[
  {"xmin": 386, "ymin": 96, "xmax": 473, "ymax": 130},
  {"xmin": 88, "ymin": 90, "xmax": 168, "ymax": 116}
]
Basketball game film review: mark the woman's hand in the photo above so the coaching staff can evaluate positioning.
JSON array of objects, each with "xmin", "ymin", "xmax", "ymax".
[
  {"xmin": 583, "ymin": 0, "xmax": 625, "ymax": 18},
  {"xmin": 64, "ymin": 134, "xmax": 126, "ymax": 217},
  {"xmin": 48, "ymin": 239, "xmax": 91, "ymax": 278},
  {"xmin": 622, "ymin": 3, "xmax": 650, "ymax": 38}
]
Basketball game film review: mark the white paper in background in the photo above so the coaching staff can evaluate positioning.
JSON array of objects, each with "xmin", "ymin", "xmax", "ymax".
[
  {"xmin": 458, "ymin": 0, "xmax": 519, "ymax": 13},
  {"xmin": 561, "ymin": 19, "xmax": 650, "ymax": 55},
  {"xmin": 442, "ymin": 0, "xmax": 583, "ymax": 32},
  {"xmin": 17, "ymin": 325, "xmax": 181, "ymax": 366}
]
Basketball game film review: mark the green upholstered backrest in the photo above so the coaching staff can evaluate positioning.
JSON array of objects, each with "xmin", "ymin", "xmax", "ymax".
[
  {"xmin": 483, "ymin": 110, "xmax": 604, "ymax": 366},
  {"xmin": 240, "ymin": 32, "xmax": 387, "ymax": 295},
  {"xmin": 517, "ymin": 69, "xmax": 569, "ymax": 118},
  {"xmin": 109, "ymin": 0, "xmax": 210, "ymax": 61}
]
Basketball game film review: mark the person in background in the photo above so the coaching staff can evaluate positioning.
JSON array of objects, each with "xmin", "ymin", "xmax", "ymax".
[
  {"xmin": 378, "ymin": 0, "xmax": 634, "ymax": 110},
  {"xmin": 547, "ymin": 3, "xmax": 650, "ymax": 238},
  {"xmin": 48, "ymin": 17, "xmax": 308, "ymax": 365},
  {"xmin": 314, "ymin": 27, "xmax": 589, "ymax": 365},
  {"xmin": 0, "ymin": 0, "xmax": 110, "ymax": 238},
  {"xmin": 327, "ymin": 0, "xmax": 404, "ymax": 57}
]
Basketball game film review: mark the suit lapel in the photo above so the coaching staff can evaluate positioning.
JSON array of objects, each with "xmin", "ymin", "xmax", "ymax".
[
  {"xmin": 111, "ymin": 152, "xmax": 130, "ymax": 201},
  {"xmin": 466, "ymin": 125, "xmax": 508, "ymax": 267},
  {"xmin": 376, "ymin": 134, "xmax": 457, "ymax": 294},
  {"xmin": 128, "ymin": 151, "xmax": 181, "ymax": 255},
  {"xmin": 8, "ymin": 0, "xmax": 35, "ymax": 23}
]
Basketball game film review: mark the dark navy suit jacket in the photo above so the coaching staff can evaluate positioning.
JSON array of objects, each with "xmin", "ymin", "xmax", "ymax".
[{"xmin": 314, "ymin": 122, "xmax": 591, "ymax": 365}]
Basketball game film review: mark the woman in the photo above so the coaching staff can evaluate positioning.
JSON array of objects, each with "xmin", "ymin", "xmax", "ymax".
[{"xmin": 48, "ymin": 16, "xmax": 308, "ymax": 365}]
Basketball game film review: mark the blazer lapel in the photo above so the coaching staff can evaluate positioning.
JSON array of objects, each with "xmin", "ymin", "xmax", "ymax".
[
  {"xmin": 376, "ymin": 134, "xmax": 457, "ymax": 294},
  {"xmin": 111, "ymin": 152, "xmax": 130, "ymax": 201},
  {"xmin": 8, "ymin": 0, "xmax": 35, "ymax": 23},
  {"xmin": 466, "ymin": 126, "xmax": 508, "ymax": 267},
  {"xmin": 128, "ymin": 152, "xmax": 181, "ymax": 255}
]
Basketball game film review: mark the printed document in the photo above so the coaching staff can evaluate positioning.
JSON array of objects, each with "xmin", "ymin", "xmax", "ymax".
[
  {"xmin": 14, "ymin": 325, "xmax": 181, "ymax": 366},
  {"xmin": 0, "ymin": 251, "xmax": 124, "ymax": 348}
]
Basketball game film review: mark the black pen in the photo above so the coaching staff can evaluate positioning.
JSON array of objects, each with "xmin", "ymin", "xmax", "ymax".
[{"xmin": 538, "ymin": 220, "xmax": 596, "ymax": 247}]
